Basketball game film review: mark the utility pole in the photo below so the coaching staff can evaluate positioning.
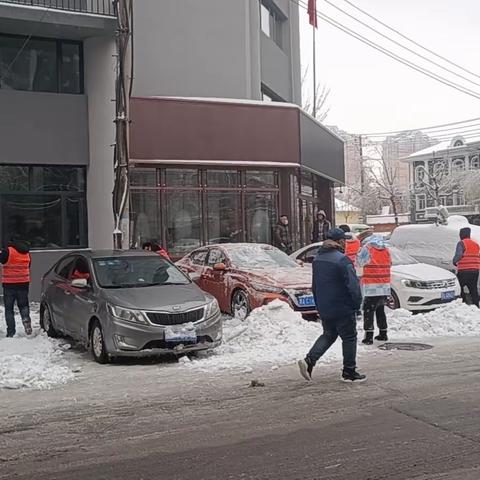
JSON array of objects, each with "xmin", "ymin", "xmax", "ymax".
[
  {"xmin": 112, "ymin": 0, "xmax": 133, "ymax": 249},
  {"xmin": 358, "ymin": 134, "xmax": 365, "ymax": 222}
]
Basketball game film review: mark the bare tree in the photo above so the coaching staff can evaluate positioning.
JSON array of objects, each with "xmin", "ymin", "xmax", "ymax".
[
  {"xmin": 301, "ymin": 68, "xmax": 331, "ymax": 123},
  {"xmin": 366, "ymin": 145, "xmax": 404, "ymax": 226},
  {"xmin": 415, "ymin": 160, "xmax": 453, "ymax": 207}
]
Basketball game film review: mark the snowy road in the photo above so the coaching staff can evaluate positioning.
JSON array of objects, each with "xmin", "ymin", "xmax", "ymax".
[{"xmin": 2, "ymin": 336, "xmax": 480, "ymax": 479}]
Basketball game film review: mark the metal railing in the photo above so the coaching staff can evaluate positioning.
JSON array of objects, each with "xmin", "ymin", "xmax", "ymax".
[{"xmin": 0, "ymin": 0, "xmax": 115, "ymax": 16}]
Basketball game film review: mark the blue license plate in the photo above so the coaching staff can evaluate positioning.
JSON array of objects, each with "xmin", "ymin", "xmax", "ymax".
[
  {"xmin": 441, "ymin": 291, "xmax": 455, "ymax": 301},
  {"xmin": 298, "ymin": 295, "xmax": 315, "ymax": 307},
  {"xmin": 165, "ymin": 329, "xmax": 197, "ymax": 343}
]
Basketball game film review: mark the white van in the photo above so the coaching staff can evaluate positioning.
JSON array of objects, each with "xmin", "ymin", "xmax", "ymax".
[{"xmin": 389, "ymin": 215, "xmax": 480, "ymax": 271}]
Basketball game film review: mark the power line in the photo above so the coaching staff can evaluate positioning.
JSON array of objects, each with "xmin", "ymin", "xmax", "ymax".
[
  {"xmin": 342, "ymin": 0, "xmax": 480, "ymax": 81},
  {"xmin": 359, "ymin": 117, "xmax": 480, "ymax": 136},
  {"xmin": 295, "ymin": 0, "xmax": 480, "ymax": 101},
  {"xmin": 322, "ymin": 0, "xmax": 480, "ymax": 89}
]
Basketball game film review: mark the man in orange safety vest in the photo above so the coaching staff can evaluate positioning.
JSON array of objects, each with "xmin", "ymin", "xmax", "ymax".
[
  {"xmin": 357, "ymin": 235, "xmax": 392, "ymax": 345},
  {"xmin": 339, "ymin": 225, "xmax": 361, "ymax": 264},
  {"xmin": 0, "ymin": 236, "xmax": 32, "ymax": 337},
  {"xmin": 453, "ymin": 227, "xmax": 480, "ymax": 307}
]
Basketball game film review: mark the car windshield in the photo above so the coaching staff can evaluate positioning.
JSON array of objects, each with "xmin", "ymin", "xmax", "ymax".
[
  {"xmin": 93, "ymin": 256, "xmax": 190, "ymax": 288},
  {"xmin": 228, "ymin": 245, "xmax": 299, "ymax": 269},
  {"xmin": 389, "ymin": 247, "xmax": 418, "ymax": 266}
]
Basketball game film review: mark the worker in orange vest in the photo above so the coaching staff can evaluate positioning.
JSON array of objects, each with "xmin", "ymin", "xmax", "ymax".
[
  {"xmin": 0, "ymin": 236, "xmax": 32, "ymax": 337},
  {"xmin": 357, "ymin": 236, "xmax": 392, "ymax": 344},
  {"xmin": 453, "ymin": 227, "xmax": 480, "ymax": 307},
  {"xmin": 339, "ymin": 225, "xmax": 361, "ymax": 264}
]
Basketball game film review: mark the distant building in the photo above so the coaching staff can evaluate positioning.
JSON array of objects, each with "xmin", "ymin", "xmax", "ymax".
[
  {"xmin": 403, "ymin": 136, "xmax": 480, "ymax": 223},
  {"xmin": 382, "ymin": 131, "xmax": 434, "ymax": 208}
]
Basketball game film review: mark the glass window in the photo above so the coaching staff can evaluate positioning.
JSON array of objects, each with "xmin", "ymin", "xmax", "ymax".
[
  {"xmin": 60, "ymin": 42, "xmax": 81, "ymax": 94},
  {"xmin": 416, "ymin": 194, "xmax": 426, "ymax": 211},
  {"xmin": 390, "ymin": 247, "xmax": 418, "ymax": 266},
  {"xmin": 260, "ymin": 1, "xmax": 283, "ymax": 48},
  {"xmin": 190, "ymin": 249, "xmax": 208, "ymax": 265},
  {"xmin": 451, "ymin": 158, "xmax": 465, "ymax": 172},
  {"xmin": 2, "ymin": 194, "xmax": 62, "ymax": 248},
  {"xmin": 206, "ymin": 192, "xmax": 242, "ymax": 244},
  {"xmin": 260, "ymin": 3, "xmax": 271, "ymax": 37},
  {"xmin": 31, "ymin": 166, "xmax": 85, "ymax": 192},
  {"xmin": 0, "ymin": 35, "xmax": 83, "ymax": 94},
  {"xmin": 206, "ymin": 170, "xmax": 239, "ymax": 188},
  {"xmin": 165, "ymin": 191, "xmax": 202, "ymax": 256},
  {"xmin": 246, "ymin": 171, "xmax": 277, "ymax": 188},
  {"xmin": 246, "ymin": 192, "xmax": 277, "ymax": 244},
  {"xmin": 131, "ymin": 168, "xmax": 157, "ymax": 187},
  {"xmin": 0, "ymin": 166, "xmax": 87, "ymax": 249},
  {"xmin": 470, "ymin": 155, "xmax": 480, "ymax": 169},
  {"xmin": 300, "ymin": 171, "xmax": 313, "ymax": 196},
  {"xmin": 165, "ymin": 169, "xmax": 199, "ymax": 187},
  {"xmin": 0, "ymin": 166, "xmax": 29, "ymax": 192},
  {"xmin": 229, "ymin": 244, "xmax": 298, "ymax": 269},
  {"xmin": 55, "ymin": 256, "xmax": 76, "ymax": 278},
  {"xmin": 299, "ymin": 246, "xmax": 319, "ymax": 264},
  {"xmin": 207, "ymin": 249, "xmax": 226, "ymax": 266},
  {"xmin": 93, "ymin": 256, "xmax": 189, "ymax": 289},
  {"xmin": 130, "ymin": 191, "xmax": 161, "ymax": 248}
]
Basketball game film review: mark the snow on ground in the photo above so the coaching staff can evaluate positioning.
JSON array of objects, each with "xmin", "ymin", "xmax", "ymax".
[
  {"xmin": 182, "ymin": 300, "xmax": 340, "ymax": 373},
  {"xmin": 184, "ymin": 299, "xmax": 480, "ymax": 373},
  {"xmin": 0, "ymin": 305, "xmax": 75, "ymax": 390},
  {"xmin": 388, "ymin": 300, "xmax": 480, "ymax": 338}
]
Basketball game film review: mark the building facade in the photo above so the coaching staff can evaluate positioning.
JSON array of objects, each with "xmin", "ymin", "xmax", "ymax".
[
  {"xmin": 0, "ymin": 0, "xmax": 344, "ymax": 299},
  {"xmin": 405, "ymin": 136, "xmax": 480, "ymax": 223},
  {"xmin": 0, "ymin": 0, "xmax": 117, "ymax": 299}
]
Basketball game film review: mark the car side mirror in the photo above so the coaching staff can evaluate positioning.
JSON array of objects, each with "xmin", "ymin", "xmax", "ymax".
[
  {"xmin": 71, "ymin": 278, "xmax": 88, "ymax": 288},
  {"xmin": 213, "ymin": 262, "xmax": 227, "ymax": 271},
  {"xmin": 296, "ymin": 259, "xmax": 304, "ymax": 267}
]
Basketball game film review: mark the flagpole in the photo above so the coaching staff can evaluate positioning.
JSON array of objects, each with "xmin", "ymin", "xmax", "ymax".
[{"xmin": 312, "ymin": 24, "xmax": 316, "ymax": 119}]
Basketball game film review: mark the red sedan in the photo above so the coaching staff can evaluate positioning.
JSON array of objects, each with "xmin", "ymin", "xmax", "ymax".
[{"xmin": 176, "ymin": 243, "xmax": 316, "ymax": 320}]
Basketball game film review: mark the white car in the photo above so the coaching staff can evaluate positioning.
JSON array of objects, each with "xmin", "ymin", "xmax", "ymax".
[{"xmin": 291, "ymin": 243, "xmax": 461, "ymax": 311}]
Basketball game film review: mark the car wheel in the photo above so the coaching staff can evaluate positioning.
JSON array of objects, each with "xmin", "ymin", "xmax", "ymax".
[
  {"xmin": 386, "ymin": 290, "xmax": 400, "ymax": 310},
  {"xmin": 90, "ymin": 320, "xmax": 109, "ymax": 364},
  {"xmin": 231, "ymin": 290, "xmax": 251, "ymax": 321},
  {"xmin": 40, "ymin": 304, "xmax": 59, "ymax": 338}
]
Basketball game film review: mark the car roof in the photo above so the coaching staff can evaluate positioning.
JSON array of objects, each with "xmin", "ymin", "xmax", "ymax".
[
  {"xmin": 199, "ymin": 243, "xmax": 273, "ymax": 250},
  {"xmin": 66, "ymin": 250, "xmax": 159, "ymax": 259}
]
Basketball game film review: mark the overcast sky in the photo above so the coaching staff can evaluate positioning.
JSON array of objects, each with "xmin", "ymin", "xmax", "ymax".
[{"xmin": 299, "ymin": 0, "xmax": 480, "ymax": 134}]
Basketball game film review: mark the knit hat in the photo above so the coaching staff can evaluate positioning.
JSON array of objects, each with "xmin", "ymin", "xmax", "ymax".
[{"xmin": 460, "ymin": 227, "xmax": 471, "ymax": 239}]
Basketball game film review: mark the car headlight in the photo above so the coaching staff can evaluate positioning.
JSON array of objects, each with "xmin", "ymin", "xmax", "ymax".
[
  {"xmin": 251, "ymin": 282, "xmax": 284, "ymax": 294},
  {"xmin": 401, "ymin": 279, "xmax": 425, "ymax": 289},
  {"xmin": 107, "ymin": 304, "xmax": 148, "ymax": 325},
  {"xmin": 205, "ymin": 298, "xmax": 220, "ymax": 318}
]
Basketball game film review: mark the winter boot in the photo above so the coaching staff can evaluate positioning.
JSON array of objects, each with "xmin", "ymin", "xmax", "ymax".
[
  {"xmin": 298, "ymin": 357, "xmax": 314, "ymax": 381},
  {"xmin": 342, "ymin": 368, "xmax": 367, "ymax": 383},
  {"xmin": 362, "ymin": 332, "xmax": 374, "ymax": 345},
  {"xmin": 22, "ymin": 321, "xmax": 32, "ymax": 336},
  {"xmin": 375, "ymin": 330, "xmax": 388, "ymax": 341},
  {"xmin": 6, "ymin": 331, "xmax": 15, "ymax": 338}
]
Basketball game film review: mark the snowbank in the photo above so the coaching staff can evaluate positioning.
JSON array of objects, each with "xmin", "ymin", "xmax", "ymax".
[
  {"xmin": 185, "ymin": 299, "xmax": 480, "ymax": 373},
  {"xmin": 388, "ymin": 300, "xmax": 480, "ymax": 338},
  {"xmin": 183, "ymin": 300, "xmax": 341, "ymax": 373},
  {"xmin": 0, "ymin": 305, "xmax": 75, "ymax": 390}
]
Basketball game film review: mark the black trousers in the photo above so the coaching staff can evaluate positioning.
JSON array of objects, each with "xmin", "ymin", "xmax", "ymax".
[
  {"xmin": 363, "ymin": 296, "xmax": 388, "ymax": 333},
  {"xmin": 457, "ymin": 270, "xmax": 480, "ymax": 307}
]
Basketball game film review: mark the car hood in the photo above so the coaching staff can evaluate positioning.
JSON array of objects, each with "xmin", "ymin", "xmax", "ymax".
[
  {"xmin": 248, "ymin": 267, "xmax": 312, "ymax": 289},
  {"xmin": 392, "ymin": 263, "xmax": 456, "ymax": 281},
  {"xmin": 103, "ymin": 283, "xmax": 210, "ymax": 312}
]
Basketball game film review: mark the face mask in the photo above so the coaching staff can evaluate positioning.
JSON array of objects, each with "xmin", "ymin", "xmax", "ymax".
[{"xmin": 283, "ymin": 220, "xmax": 289, "ymax": 225}]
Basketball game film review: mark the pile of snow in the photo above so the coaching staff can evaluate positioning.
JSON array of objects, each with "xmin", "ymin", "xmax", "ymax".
[
  {"xmin": 0, "ymin": 305, "xmax": 75, "ymax": 390},
  {"xmin": 388, "ymin": 300, "xmax": 480, "ymax": 338},
  {"xmin": 183, "ymin": 300, "xmax": 341, "ymax": 372}
]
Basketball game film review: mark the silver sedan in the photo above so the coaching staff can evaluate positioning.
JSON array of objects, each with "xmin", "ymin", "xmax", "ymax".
[{"xmin": 40, "ymin": 251, "xmax": 222, "ymax": 363}]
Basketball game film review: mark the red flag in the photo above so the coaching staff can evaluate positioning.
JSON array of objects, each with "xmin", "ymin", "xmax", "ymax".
[{"xmin": 308, "ymin": 0, "xmax": 318, "ymax": 28}]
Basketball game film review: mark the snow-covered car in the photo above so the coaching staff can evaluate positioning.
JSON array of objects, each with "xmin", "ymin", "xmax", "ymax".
[
  {"xmin": 176, "ymin": 243, "xmax": 316, "ymax": 320},
  {"xmin": 389, "ymin": 215, "xmax": 480, "ymax": 271},
  {"xmin": 291, "ymin": 243, "xmax": 460, "ymax": 311}
]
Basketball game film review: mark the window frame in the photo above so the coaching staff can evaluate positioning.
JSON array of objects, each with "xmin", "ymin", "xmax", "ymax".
[
  {"xmin": 0, "ymin": 33, "xmax": 84, "ymax": 94},
  {"xmin": 259, "ymin": 0, "xmax": 285, "ymax": 49}
]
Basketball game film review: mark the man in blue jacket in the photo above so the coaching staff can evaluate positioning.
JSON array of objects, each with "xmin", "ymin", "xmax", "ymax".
[{"xmin": 298, "ymin": 228, "xmax": 366, "ymax": 382}]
